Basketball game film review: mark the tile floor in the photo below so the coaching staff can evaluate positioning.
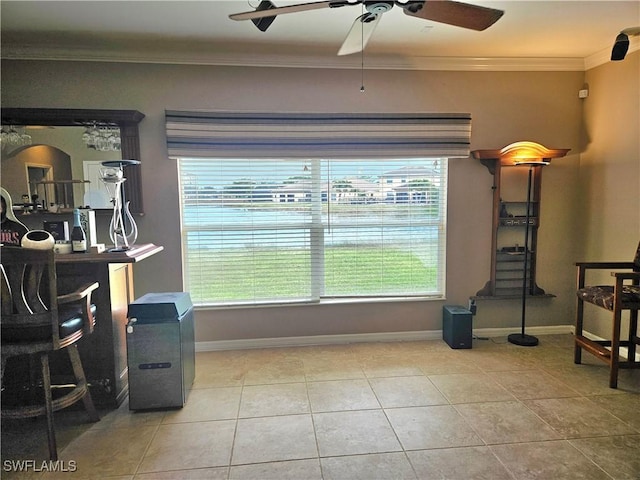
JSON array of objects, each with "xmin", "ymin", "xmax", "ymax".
[{"xmin": 2, "ymin": 334, "xmax": 639, "ymax": 479}]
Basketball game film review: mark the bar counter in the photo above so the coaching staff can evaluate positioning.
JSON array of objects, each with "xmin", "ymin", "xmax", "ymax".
[{"xmin": 53, "ymin": 243, "xmax": 164, "ymax": 407}]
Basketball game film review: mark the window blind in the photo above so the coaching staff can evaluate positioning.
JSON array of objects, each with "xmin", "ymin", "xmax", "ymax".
[
  {"xmin": 166, "ymin": 111, "xmax": 471, "ymax": 159},
  {"xmin": 179, "ymin": 157, "xmax": 447, "ymax": 306}
]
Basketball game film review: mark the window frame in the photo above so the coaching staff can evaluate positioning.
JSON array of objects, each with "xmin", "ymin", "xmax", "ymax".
[{"xmin": 178, "ymin": 156, "xmax": 448, "ymax": 308}]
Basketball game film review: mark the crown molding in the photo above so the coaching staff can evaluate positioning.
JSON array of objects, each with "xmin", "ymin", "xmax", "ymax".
[
  {"xmin": 584, "ymin": 37, "xmax": 640, "ymax": 70},
  {"xmin": 2, "ymin": 44, "xmax": 589, "ymax": 72}
]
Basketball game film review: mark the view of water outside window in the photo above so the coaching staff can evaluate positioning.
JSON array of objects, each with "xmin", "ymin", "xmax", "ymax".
[{"xmin": 179, "ymin": 158, "xmax": 447, "ymax": 306}]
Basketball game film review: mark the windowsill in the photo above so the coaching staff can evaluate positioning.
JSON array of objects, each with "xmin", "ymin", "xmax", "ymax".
[{"xmin": 194, "ymin": 295, "xmax": 444, "ymax": 311}]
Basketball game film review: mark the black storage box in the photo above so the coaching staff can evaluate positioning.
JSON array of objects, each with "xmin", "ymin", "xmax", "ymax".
[
  {"xmin": 126, "ymin": 292, "xmax": 195, "ymax": 410},
  {"xmin": 442, "ymin": 305, "xmax": 473, "ymax": 349}
]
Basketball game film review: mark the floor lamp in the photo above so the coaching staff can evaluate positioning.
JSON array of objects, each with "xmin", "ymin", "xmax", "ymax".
[{"xmin": 507, "ymin": 160, "xmax": 549, "ymax": 347}]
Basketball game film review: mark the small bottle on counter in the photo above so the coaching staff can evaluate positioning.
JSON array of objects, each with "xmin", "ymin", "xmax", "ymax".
[{"xmin": 71, "ymin": 208, "xmax": 87, "ymax": 253}]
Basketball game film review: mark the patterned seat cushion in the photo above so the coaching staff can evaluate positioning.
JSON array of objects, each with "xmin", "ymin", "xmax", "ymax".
[{"xmin": 578, "ymin": 285, "xmax": 640, "ymax": 310}]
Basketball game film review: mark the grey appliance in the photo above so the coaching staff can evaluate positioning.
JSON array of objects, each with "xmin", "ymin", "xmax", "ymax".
[{"xmin": 126, "ymin": 292, "xmax": 195, "ymax": 410}]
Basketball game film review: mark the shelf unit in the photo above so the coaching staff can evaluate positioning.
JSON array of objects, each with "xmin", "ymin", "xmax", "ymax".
[{"xmin": 472, "ymin": 142, "xmax": 569, "ymax": 298}]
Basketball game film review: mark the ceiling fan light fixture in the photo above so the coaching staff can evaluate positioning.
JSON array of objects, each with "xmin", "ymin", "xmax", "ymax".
[
  {"xmin": 230, "ymin": 0, "xmax": 505, "ymax": 55},
  {"xmin": 365, "ymin": 1, "xmax": 393, "ymax": 14}
]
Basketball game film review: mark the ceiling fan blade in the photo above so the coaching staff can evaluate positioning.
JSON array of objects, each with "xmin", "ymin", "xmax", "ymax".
[
  {"xmin": 338, "ymin": 13, "xmax": 381, "ymax": 56},
  {"xmin": 403, "ymin": 0, "xmax": 504, "ymax": 31},
  {"xmin": 230, "ymin": 1, "xmax": 354, "ymax": 21}
]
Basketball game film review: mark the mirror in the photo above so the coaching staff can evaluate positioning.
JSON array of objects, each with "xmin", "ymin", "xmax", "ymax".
[{"xmin": 1, "ymin": 108, "xmax": 145, "ymax": 214}]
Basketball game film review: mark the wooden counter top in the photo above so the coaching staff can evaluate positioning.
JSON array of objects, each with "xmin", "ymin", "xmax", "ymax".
[{"xmin": 54, "ymin": 243, "xmax": 163, "ymax": 264}]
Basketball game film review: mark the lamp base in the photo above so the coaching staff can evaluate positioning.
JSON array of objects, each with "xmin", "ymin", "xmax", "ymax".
[{"xmin": 507, "ymin": 333, "xmax": 539, "ymax": 347}]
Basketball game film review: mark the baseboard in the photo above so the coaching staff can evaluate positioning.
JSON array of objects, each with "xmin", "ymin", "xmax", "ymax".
[
  {"xmin": 195, "ymin": 324, "xmax": 574, "ymax": 352},
  {"xmin": 472, "ymin": 325, "xmax": 574, "ymax": 339}
]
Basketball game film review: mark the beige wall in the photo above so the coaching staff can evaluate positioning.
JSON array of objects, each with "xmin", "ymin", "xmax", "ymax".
[
  {"xmin": 579, "ymin": 51, "xmax": 640, "ymax": 338},
  {"xmin": 2, "ymin": 56, "xmax": 634, "ymax": 343}
]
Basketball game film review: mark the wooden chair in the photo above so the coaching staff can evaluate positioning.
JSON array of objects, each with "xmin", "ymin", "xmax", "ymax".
[
  {"xmin": 574, "ymin": 241, "xmax": 640, "ymax": 388},
  {"xmin": 1, "ymin": 246, "xmax": 100, "ymax": 460}
]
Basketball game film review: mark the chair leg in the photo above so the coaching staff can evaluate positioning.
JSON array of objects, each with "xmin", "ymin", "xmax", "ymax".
[
  {"xmin": 0, "ymin": 356, "xmax": 6, "ymax": 386},
  {"xmin": 609, "ymin": 307, "xmax": 622, "ymax": 389},
  {"xmin": 574, "ymin": 299, "xmax": 585, "ymax": 364},
  {"xmin": 627, "ymin": 310, "xmax": 638, "ymax": 363},
  {"xmin": 67, "ymin": 345, "xmax": 99, "ymax": 423},
  {"xmin": 40, "ymin": 353, "xmax": 58, "ymax": 461},
  {"xmin": 28, "ymin": 355, "xmax": 40, "ymax": 407}
]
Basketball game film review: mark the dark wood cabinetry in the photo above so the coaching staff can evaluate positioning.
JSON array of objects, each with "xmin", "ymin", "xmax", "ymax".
[{"xmin": 472, "ymin": 142, "xmax": 569, "ymax": 298}]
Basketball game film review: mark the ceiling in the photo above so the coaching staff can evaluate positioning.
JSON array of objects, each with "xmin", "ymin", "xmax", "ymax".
[{"xmin": 1, "ymin": 1, "xmax": 639, "ymax": 70}]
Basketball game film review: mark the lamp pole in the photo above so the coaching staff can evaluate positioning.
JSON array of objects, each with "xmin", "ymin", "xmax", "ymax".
[{"xmin": 508, "ymin": 161, "xmax": 547, "ymax": 347}]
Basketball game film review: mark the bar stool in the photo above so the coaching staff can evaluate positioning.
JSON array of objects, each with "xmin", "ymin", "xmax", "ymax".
[{"xmin": 1, "ymin": 246, "xmax": 100, "ymax": 460}]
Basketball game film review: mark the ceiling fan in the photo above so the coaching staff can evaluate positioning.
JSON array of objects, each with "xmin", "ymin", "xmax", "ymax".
[{"xmin": 229, "ymin": 0, "xmax": 504, "ymax": 56}]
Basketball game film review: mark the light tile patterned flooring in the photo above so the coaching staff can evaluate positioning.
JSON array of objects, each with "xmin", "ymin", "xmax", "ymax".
[{"xmin": 2, "ymin": 334, "xmax": 639, "ymax": 479}]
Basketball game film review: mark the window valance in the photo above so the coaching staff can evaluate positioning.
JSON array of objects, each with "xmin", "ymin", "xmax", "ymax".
[{"xmin": 165, "ymin": 111, "xmax": 471, "ymax": 159}]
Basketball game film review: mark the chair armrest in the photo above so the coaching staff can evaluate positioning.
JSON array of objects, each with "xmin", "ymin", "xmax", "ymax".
[
  {"xmin": 57, "ymin": 282, "xmax": 99, "ymax": 335},
  {"xmin": 576, "ymin": 262, "xmax": 637, "ymax": 289},
  {"xmin": 57, "ymin": 282, "xmax": 99, "ymax": 304},
  {"xmin": 575, "ymin": 261, "xmax": 636, "ymax": 269},
  {"xmin": 611, "ymin": 271, "xmax": 640, "ymax": 280}
]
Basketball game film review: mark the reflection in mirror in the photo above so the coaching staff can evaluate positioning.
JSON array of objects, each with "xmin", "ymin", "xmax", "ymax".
[
  {"xmin": 1, "ymin": 127, "xmax": 120, "ymax": 211},
  {"xmin": 0, "ymin": 108, "xmax": 145, "ymax": 214}
]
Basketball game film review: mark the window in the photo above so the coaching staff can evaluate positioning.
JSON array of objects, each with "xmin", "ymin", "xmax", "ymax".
[
  {"xmin": 179, "ymin": 157, "xmax": 447, "ymax": 306},
  {"xmin": 167, "ymin": 110, "xmax": 471, "ymax": 306}
]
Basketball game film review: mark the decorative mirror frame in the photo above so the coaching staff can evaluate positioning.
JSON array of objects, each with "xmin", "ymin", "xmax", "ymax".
[{"xmin": 1, "ymin": 108, "xmax": 145, "ymax": 214}]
